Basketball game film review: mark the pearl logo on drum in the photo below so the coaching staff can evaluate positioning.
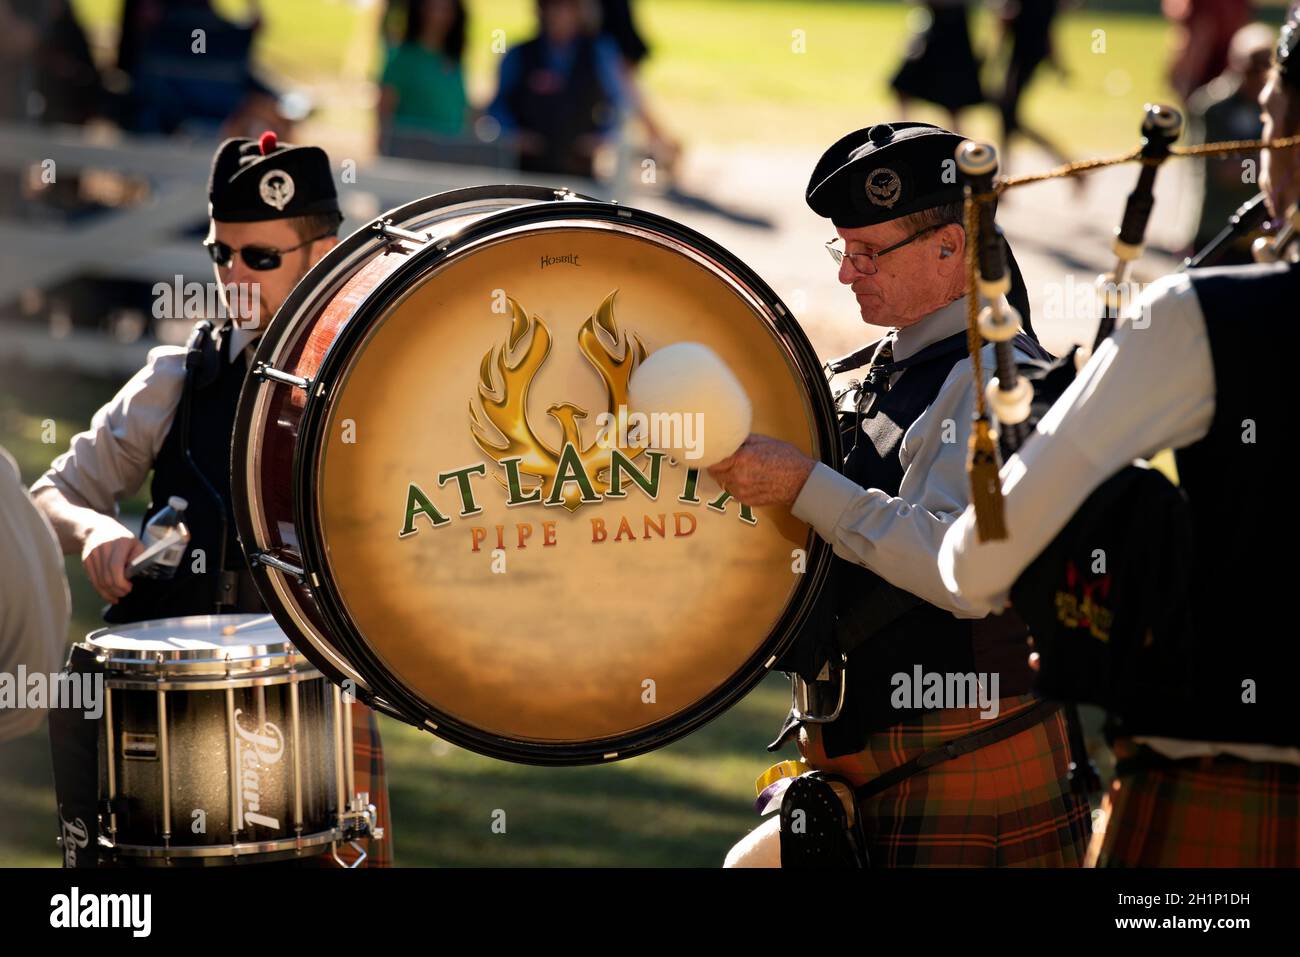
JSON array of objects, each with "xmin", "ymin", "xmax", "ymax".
[
  {"xmin": 233, "ymin": 710, "xmax": 286, "ymax": 831},
  {"xmin": 58, "ymin": 805, "xmax": 88, "ymax": 868}
]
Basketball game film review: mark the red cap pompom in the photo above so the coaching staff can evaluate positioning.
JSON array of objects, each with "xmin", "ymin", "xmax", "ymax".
[{"xmin": 258, "ymin": 130, "xmax": 278, "ymax": 156}]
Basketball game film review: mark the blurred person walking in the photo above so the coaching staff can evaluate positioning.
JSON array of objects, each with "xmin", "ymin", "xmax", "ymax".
[
  {"xmin": 891, "ymin": 0, "xmax": 985, "ymax": 129},
  {"xmin": 597, "ymin": 0, "xmax": 680, "ymax": 176},
  {"xmin": 994, "ymin": 0, "xmax": 1075, "ymax": 171},
  {"xmin": 1186, "ymin": 22, "xmax": 1274, "ymax": 263},
  {"xmin": 1165, "ymin": 0, "xmax": 1254, "ymax": 103},
  {"xmin": 488, "ymin": 0, "xmax": 628, "ymax": 179}
]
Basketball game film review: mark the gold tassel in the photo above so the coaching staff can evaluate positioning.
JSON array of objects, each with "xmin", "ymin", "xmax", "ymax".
[{"xmin": 967, "ymin": 416, "xmax": 1007, "ymax": 542}]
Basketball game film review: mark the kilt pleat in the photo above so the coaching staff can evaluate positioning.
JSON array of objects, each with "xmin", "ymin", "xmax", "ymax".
[
  {"xmin": 799, "ymin": 693, "xmax": 1092, "ymax": 867},
  {"xmin": 1093, "ymin": 758, "xmax": 1300, "ymax": 867}
]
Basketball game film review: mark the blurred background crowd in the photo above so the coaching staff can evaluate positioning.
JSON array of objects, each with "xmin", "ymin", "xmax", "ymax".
[
  {"xmin": 0, "ymin": 1, "xmax": 1286, "ymax": 334},
  {"xmin": 1, "ymin": 0, "xmax": 1295, "ymax": 866}
]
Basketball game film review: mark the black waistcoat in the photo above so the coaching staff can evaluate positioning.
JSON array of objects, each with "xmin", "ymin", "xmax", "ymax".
[
  {"xmin": 507, "ymin": 37, "xmax": 609, "ymax": 177},
  {"xmin": 1161, "ymin": 260, "xmax": 1299, "ymax": 746},
  {"xmin": 782, "ymin": 330, "xmax": 1049, "ymax": 758},
  {"xmin": 105, "ymin": 324, "xmax": 265, "ymax": 624}
]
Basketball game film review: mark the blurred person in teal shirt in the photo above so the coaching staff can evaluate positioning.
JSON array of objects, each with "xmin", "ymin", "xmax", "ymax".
[{"xmin": 378, "ymin": 0, "xmax": 469, "ymax": 150}]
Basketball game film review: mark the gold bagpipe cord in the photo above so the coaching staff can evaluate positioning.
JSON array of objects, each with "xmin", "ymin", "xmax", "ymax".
[{"xmin": 961, "ymin": 131, "xmax": 1300, "ymax": 540}]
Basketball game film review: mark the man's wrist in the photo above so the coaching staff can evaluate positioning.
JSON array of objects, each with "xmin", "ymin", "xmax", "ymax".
[
  {"xmin": 792, "ymin": 457, "xmax": 817, "ymax": 501},
  {"xmin": 77, "ymin": 508, "xmax": 122, "ymax": 547}
]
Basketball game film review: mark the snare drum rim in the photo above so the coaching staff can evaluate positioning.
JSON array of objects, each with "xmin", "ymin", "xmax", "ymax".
[
  {"xmin": 106, "ymin": 827, "xmax": 340, "ymax": 862},
  {"xmin": 85, "ymin": 614, "xmax": 311, "ymax": 677},
  {"xmin": 288, "ymin": 198, "xmax": 842, "ymax": 764}
]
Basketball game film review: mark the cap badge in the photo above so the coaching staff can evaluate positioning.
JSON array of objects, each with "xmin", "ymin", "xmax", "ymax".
[
  {"xmin": 865, "ymin": 168, "xmax": 901, "ymax": 208},
  {"xmin": 258, "ymin": 169, "xmax": 295, "ymax": 211}
]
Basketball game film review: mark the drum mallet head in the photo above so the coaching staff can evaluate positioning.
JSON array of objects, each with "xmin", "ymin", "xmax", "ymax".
[{"xmin": 628, "ymin": 342, "xmax": 752, "ymax": 469}]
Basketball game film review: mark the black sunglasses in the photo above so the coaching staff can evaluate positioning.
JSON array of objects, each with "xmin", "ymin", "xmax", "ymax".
[{"xmin": 203, "ymin": 232, "xmax": 331, "ymax": 271}]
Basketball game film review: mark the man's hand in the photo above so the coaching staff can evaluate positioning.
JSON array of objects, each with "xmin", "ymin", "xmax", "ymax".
[
  {"xmin": 707, "ymin": 434, "xmax": 817, "ymax": 508},
  {"xmin": 80, "ymin": 516, "xmax": 144, "ymax": 604}
]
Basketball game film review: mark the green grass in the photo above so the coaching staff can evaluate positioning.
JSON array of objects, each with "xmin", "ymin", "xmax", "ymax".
[
  {"xmin": 378, "ymin": 675, "xmax": 790, "ymax": 867},
  {"xmin": 68, "ymin": 0, "xmax": 1190, "ymax": 156}
]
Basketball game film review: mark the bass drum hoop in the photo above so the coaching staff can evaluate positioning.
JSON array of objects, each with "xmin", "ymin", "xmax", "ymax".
[{"xmin": 239, "ymin": 190, "xmax": 841, "ymax": 765}]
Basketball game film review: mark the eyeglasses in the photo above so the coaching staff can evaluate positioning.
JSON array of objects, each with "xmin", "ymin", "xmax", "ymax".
[
  {"xmin": 825, "ymin": 222, "xmax": 952, "ymax": 275},
  {"xmin": 203, "ymin": 233, "xmax": 332, "ymax": 271}
]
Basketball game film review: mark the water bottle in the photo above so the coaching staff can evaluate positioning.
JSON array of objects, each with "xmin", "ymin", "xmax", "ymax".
[{"xmin": 130, "ymin": 496, "xmax": 191, "ymax": 581}]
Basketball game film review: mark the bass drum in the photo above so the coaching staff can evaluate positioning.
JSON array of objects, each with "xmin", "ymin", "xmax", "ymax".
[{"xmin": 233, "ymin": 186, "xmax": 839, "ymax": 764}]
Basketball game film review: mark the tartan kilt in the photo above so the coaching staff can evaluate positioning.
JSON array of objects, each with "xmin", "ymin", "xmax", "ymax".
[
  {"xmin": 1090, "ymin": 756, "xmax": 1300, "ymax": 867},
  {"xmin": 799, "ymin": 693, "xmax": 1091, "ymax": 867},
  {"xmin": 310, "ymin": 701, "xmax": 394, "ymax": 867}
]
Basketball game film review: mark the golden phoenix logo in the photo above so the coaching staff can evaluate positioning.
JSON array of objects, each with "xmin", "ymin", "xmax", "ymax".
[{"xmin": 470, "ymin": 290, "xmax": 649, "ymax": 511}]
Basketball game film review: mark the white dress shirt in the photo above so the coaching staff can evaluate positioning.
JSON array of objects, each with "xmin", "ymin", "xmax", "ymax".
[
  {"xmin": 937, "ymin": 272, "xmax": 1300, "ymax": 766},
  {"xmin": 1, "ymin": 446, "xmax": 72, "ymax": 741},
  {"xmin": 792, "ymin": 295, "xmax": 1041, "ymax": 616},
  {"xmin": 30, "ymin": 324, "xmax": 261, "ymax": 515},
  {"xmin": 937, "ymin": 274, "xmax": 1215, "ymax": 613}
]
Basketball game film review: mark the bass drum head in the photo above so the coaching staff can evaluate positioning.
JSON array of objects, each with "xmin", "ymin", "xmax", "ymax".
[{"xmin": 283, "ymin": 197, "xmax": 837, "ymax": 763}]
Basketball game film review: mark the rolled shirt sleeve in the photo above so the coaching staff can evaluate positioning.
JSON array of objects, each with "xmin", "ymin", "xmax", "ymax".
[
  {"xmin": 1, "ymin": 446, "xmax": 71, "ymax": 741},
  {"xmin": 938, "ymin": 273, "xmax": 1217, "ymax": 612},
  {"xmin": 29, "ymin": 346, "xmax": 187, "ymax": 516},
  {"xmin": 792, "ymin": 340, "xmax": 1037, "ymax": 618}
]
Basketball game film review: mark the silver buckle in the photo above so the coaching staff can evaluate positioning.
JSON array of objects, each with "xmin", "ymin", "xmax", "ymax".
[{"xmin": 789, "ymin": 656, "xmax": 847, "ymax": 723}]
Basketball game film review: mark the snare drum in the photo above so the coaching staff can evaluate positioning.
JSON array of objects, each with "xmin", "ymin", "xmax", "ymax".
[
  {"xmin": 86, "ymin": 614, "xmax": 376, "ymax": 865},
  {"xmin": 233, "ymin": 186, "xmax": 839, "ymax": 764}
]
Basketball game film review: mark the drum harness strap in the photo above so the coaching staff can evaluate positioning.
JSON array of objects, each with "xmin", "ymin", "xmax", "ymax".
[
  {"xmin": 786, "ymin": 331, "xmax": 975, "ymax": 730},
  {"xmin": 179, "ymin": 320, "xmax": 240, "ymax": 613}
]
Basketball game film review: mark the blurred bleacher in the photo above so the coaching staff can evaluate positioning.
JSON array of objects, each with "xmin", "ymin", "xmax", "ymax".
[{"xmin": 0, "ymin": 119, "xmax": 617, "ymax": 377}]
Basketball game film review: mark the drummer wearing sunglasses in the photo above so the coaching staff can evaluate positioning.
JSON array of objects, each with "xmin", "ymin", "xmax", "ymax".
[
  {"xmin": 31, "ymin": 132, "xmax": 393, "ymax": 867},
  {"xmin": 715, "ymin": 123, "xmax": 1091, "ymax": 870}
]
